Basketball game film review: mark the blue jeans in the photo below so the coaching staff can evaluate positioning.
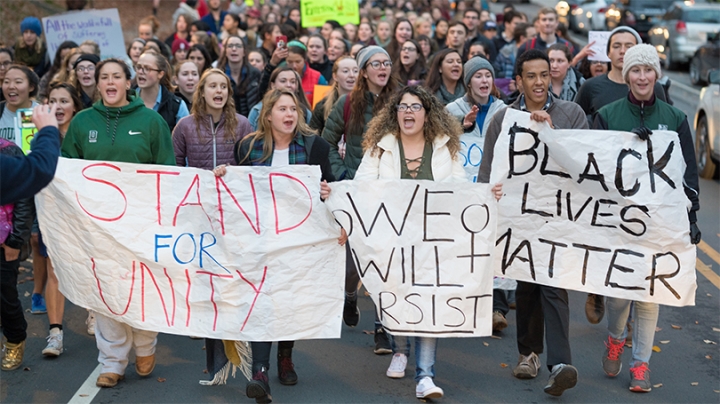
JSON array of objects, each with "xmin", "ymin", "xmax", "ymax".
[
  {"xmin": 606, "ymin": 297, "xmax": 659, "ymax": 365},
  {"xmin": 390, "ymin": 334, "xmax": 438, "ymax": 382}
]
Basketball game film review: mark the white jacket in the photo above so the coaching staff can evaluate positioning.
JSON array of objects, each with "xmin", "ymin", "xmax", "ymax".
[
  {"xmin": 446, "ymin": 95, "xmax": 506, "ymax": 139},
  {"xmin": 355, "ymin": 133, "xmax": 468, "ymax": 182}
]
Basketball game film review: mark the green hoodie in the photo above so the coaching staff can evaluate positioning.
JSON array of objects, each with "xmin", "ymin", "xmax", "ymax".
[{"xmin": 61, "ymin": 96, "xmax": 175, "ymax": 165}]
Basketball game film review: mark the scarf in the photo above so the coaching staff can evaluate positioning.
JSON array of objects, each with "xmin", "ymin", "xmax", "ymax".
[{"xmin": 14, "ymin": 43, "xmax": 45, "ymax": 68}]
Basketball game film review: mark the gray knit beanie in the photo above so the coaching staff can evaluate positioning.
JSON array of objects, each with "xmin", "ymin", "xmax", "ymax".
[
  {"xmin": 355, "ymin": 45, "xmax": 390, "ymax": 69},
  {"xmin": 606, "ymin": 26, "xmax": 642, "ymax": 54},
  {"xmin": 622, "ymin": 44, "xmax": 662, "ymax": 83},
  {"xmin": 463, "ymin": 56, "xmax": 495, "ymax": 86}
]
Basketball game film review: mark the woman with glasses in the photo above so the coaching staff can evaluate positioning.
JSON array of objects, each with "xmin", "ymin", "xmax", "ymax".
[
  {"xmin": 386, "ymin": 18, "xmax": 414, "ymax": 60},
  {"xmin": 321, "ymin": 45, "xmax": 397, "ymax": 355},
  {"xmin": 392, "ymin": 39, "xmax": 427, "ymax": 87},
  {"xmin": 352, "ymin": 85, "xmax": 467, "ymax": 399},
  {"xmin": 0, "ymin": 48, "xmax": 15, "ymax": 103},
  {"xmin": 61, "ymin": 58, "xmax": 175, "ymax": 388},
  {"xmin": 216, "ymin": 35, "xmax": 261, "ymax": 119},
  {"xmin": 135, "ymin": 51, "xmax": 189, "ymax": 131},
  {"xmin": 71, "ymin": 54, "xmax": 100, "ymax": 110},
  {"xmin": 426, "ymin": 49, "xmax": 465, "ymax": 105}
]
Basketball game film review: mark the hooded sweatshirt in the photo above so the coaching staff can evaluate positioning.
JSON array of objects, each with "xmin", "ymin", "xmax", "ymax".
[{"xmin": 61, "ymin": 96, "xmax": 175, "ymax": 165}]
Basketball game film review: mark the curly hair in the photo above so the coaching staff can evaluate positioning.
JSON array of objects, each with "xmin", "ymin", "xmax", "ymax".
[{"xmin": 363, "ymin": 85, "xmax": 462, "ymax": 158}]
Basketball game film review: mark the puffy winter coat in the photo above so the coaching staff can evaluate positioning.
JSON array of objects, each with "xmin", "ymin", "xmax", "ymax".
[{"xmin": 173, "ymin": 112, "xmax": 253, "ymax": 169}]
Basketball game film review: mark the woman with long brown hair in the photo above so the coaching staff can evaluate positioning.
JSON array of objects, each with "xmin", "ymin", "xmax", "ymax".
[
  {"xmin": 173, "ymin": 68, "xmax": 252, "ymax": 169},
  {"xmin": 215, "ymin": 35, "xmax": 261, "ymax": 118},
  {"xmin": 391, "ymin": 39, "xmax": 427, "ymax": 87},
  {"xmin": 213, "ymin": 89, "xmax": 342, "ymax": 402},
  {"xmin": 248, "ymin": 67, "xmax": 312, "ymax": 131},
  {"xmin": 321, "ymin": 45, "xmax": 397, "ymax": 355},
  {"xmin": 309, "ymin": 56, "xmax": 358, "ymax": 135}
]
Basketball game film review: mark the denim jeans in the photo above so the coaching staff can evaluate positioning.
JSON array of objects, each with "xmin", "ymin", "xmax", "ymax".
[
  {"xmin": 390, "ymin": 334, "xmax": 438, "ymax": 382},
  {"xmin": 606, "ymin": 297, "xmax": 659, "ymax": 364}
]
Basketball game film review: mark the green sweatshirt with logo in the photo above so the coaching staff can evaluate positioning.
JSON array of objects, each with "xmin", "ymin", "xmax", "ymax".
[{"xmin": 61, "ymin": 96, "xmax": 175, "ymax": 165}]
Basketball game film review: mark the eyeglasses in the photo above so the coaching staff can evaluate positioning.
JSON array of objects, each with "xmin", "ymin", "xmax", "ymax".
[
  {"xmin": 401, "ymin": 47, "xmax": 417, "ymax": 53},
  {"xmin": 590, "ymin": 60, "xmax": 606, "ymax": 65},
  {"xmin": 396, "ymin": 103, "xmax": 423, "ymax": 112},
  {"xmin": 368, "ymin": 60, "xmax": 392, "ymax": 69},
  {"xmin": 134, "ymin": 64, "xmax": 161, "ymax": 73},
  {"xmin": 0, "ymin": 61, "xmax": 11, "ymax": 69},
  {"xmin": 226, "ymin": 43, "xmax": 243, "ymax": 49},
  {"xmin": 76, "ymin": 66, "xmax": 96, "ymax": 73}
]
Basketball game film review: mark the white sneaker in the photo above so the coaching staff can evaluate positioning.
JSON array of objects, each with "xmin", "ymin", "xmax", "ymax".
[
  {"xmin": 42, "ymin": 328, "xmax": 63, "ymax": 356},
  {"xmin": 416, "ymin": 376, "xmax": 443, "ymax": 399},
  {"xmin": 386, "ymin": 353, "xmax": 407, "ymax": 378},
  {"xmin": 86, "ymin": 311, "xmax": 96, "ymax": 336}
]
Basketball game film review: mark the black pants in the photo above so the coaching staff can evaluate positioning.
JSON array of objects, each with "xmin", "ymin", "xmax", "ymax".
[
  {"xmin": 493, "ymin": 289, "xmax": 509, "ymax": 315},
  {"xmin": 515, "ymin": 281, "xmax": 571, "ymax": 370},
  {"xmin": 251, "ymin": 341, "xmax": 294, "ymax": 373},
  {"xmin": 345, "ymin": 243, "xmax": 382, "ymax": 328},
  {"xmin": 1, "ymin": 251, "xmax": 27, "ymax": 343}
]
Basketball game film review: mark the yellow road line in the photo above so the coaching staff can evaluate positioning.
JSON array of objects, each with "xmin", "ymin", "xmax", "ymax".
[
  {"xmin": 696, "ymin": 258, "xmax": 720, "ymax": 290},
  {"xmin": 698, "ymin": 241, "xmax": 720, "ymax": 266}
]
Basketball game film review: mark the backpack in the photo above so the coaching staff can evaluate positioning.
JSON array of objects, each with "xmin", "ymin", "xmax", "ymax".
[
  {"xmin": 0, "ymin": 138, "xmax": 16, "ymax": 243},
  {"xmin": 337, "ymin": 94, "xmax": 352, "ymax": 160}
]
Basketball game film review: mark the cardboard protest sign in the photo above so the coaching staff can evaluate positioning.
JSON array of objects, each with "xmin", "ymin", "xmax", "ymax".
[
  {"xmin": 588, "ymin": 31, "xmax": 611, "ymax": 62},
  {"xmin": 326, "ymin": 180, "xmax": 497, "ymax": 337},
  {"xmin": 42, "ymin": 9, "xmax": 127, "ymax": 62},
  {"xmin": 313, "ymin": 85, "xmax": 332, "ymax": 108},
  {"xmin": 300, "ymin": 0, "xmax": 359, "ymax": 28},
  {"xmin": 489, "ymin": 109, "xmax": 696, "ymax": 306},
  {"xmin": 35, "ymin": 159, "xmax": 346, "ymax": 341}
]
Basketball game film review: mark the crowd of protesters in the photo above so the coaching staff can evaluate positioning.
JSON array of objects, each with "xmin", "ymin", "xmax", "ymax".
[{"xmin": 0, "ymin": 0, "xmax": 700, "ymax": 402}]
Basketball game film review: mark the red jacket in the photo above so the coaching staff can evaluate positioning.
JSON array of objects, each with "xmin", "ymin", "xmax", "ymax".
[{"xmin": 301, "ymin": 66, "xmax": 325, "ymax": 105}]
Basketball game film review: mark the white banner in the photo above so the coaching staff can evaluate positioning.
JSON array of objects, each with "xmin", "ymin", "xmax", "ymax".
[
  {"xmin": 490, "ymin": 109, "xmax": 696, "ymax": 306},
  {"xmin": 326, "ymin": 180, "xmax": 497, "ymax": 337},
  {"xmin": 36, "ymin": 158, "xmax": 345, "ymax": 341}
]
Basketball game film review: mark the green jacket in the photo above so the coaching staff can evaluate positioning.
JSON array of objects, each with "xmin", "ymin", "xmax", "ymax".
[
  {"xmin": 321, "ymin": 91, "xmax": 376, "ymax": 180},
  {"xmin": 62, "ymin": 96, "xmax": 175, "ymax": 165},
  {"xmin": 594, "ymin": 96, "xmax": 700, "ymax": 220}
]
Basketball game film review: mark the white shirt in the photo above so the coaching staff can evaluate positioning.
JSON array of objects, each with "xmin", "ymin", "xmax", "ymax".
[{"xmin": 272, "ymin": 148, "xmax": 290, "ymax": 167}]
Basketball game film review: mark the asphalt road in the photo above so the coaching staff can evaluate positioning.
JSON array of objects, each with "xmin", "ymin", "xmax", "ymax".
[{"xmin": 3, "ymin": 2, "xmax": 720, "ymax": 403}]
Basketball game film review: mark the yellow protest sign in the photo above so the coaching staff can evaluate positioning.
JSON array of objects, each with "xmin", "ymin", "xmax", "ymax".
[{"xmin": 300, "ymin": 0, "xmax": 359, "ymax": 28}]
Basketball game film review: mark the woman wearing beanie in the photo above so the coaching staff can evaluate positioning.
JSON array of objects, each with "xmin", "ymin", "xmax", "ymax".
[
  {"xmin": 72, "ymin": 54, "xmax": 101, "ymax": 109},
  {"xmin": 446, "ymin": 56, "xmax": 513, "ymax": 331},
  {"xmin": 171, "ymin": 38, "xmax": 191, "ymax": 64},
  {"xmin": 321, "ymin": 45, "xmax": 398, "ymax": 355},
  {"xmin": 352, "ymin": 86, "xmax": 471, "ymax": 399},
  {"xmin": 14, "ymin": 17, "xmax": 50, "ymax": 79},
  {"xmin": 592, "ymin": 44, "xmax": 700, "ymax": 393}
]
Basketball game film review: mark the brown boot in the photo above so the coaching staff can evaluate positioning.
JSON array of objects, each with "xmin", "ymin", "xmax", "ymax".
[
  {"xmin": 492, "ymin": 311, "xmax": 508, "ymax": 332},
  {"xmin": 135, "ymin": 354, "xmax": 156, "ymax": 377},
  {"xmin": 585, "ymin": 294, "xmax": 605, "ymax": 324},
  {"xmin": 1, "ymin": 341, "xmax": 25, "ymax": 371},
  {"xmin": 96, "ymin": 373, "xmax": 124, "ymax": 388}
]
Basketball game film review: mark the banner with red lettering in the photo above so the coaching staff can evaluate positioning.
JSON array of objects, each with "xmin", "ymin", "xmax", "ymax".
[
  {"xmin": 489, "ymin": 109, "xmax": 697, "ymax": 306},
  {"xmin": 35, "ymin": 158, "xmax": 346, "ymax": 340}
]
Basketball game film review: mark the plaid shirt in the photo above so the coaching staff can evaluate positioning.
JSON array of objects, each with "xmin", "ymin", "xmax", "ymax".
[
  {"xmin": 519, "ymin": 92, "xmax": 553, "ymax": 112},
  {"xmin": 244, "ymin": 133, "xmax": 308, "ymax": 166}
]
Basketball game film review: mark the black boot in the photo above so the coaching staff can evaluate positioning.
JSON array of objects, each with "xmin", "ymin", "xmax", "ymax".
[
  {"xmin": 247, "ymin": 367, "xmax": 272, "ymax": 403},
  {"xmin": 277, "ymin": 348, "xmax": 298, "ymax": 385}
]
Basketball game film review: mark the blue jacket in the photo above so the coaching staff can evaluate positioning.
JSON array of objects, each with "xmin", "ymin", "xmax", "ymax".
[{"xmin": 0, "ymin": 126, "xmax": 61, "ymax": 205}]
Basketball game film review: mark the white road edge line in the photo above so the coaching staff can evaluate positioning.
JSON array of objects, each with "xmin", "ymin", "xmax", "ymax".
[{"xmin": 67, "ymin": 364, "xmax": 103, "ymax": 404}]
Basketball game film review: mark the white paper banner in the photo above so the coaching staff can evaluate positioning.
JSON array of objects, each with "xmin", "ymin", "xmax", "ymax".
[
  {"xmin": 490, "ymin": 109, "xmax": 696, "ymax": 306},
  {"xmin": 35, "ymin": 158, "xmax": 345, "ymax": 341},
  {"xmin": 326, "ymin": 180, "xmax": 497, "ymax": 337},
  {"xmin": 42, "ymin": 9, "xmax": 129, "ymax": 62}
]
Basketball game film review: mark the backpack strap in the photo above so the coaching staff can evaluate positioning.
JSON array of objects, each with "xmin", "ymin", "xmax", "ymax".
[
  {"xmin": 343, "ymin": 94, "xmax": 351, "ymax": 135},
  {"xmin": 0, "ymin": 101, "xmax": 5, "ymax": 118},
  {"xmin": 530, "ymin": 37, "xmax": 537, "ymax": 50}
]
